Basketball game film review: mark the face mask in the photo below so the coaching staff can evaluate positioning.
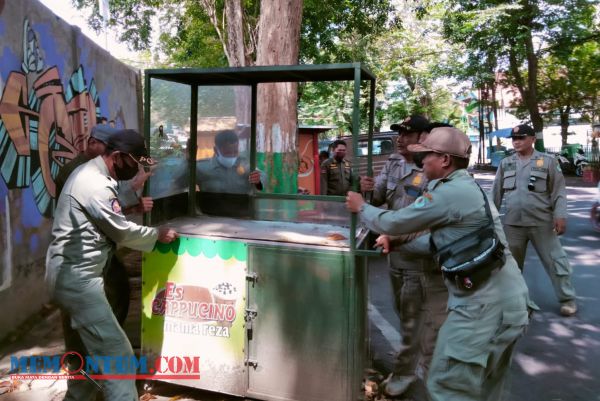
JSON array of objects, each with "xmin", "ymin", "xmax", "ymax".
[
  {"xmin": 216, "ymin": 149, "xmax": 237, "ymax": 168},
  {"xmin": 216, "ymin": 154, "xmax": 237, "ymax": 168},
  {"xmin": 114, "ymin": 155, "xmax": 139, "ymax": 181}
]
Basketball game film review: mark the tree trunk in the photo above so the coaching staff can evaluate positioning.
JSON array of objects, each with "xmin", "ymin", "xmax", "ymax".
[
  {"xmin": 485, "ymin": 85, "xmax": 493, "ymax": 133},
  {"xmin": 224, "ymin": 0, "xmax": 252, "ymax": 127},
  {"xmin": 225, "ymin": 0, "xmax": 246, "ymax": 67},
  {"xmin": 508, "ymin": 27, "xmax": 544, "ymax": 151},
  {"xmin": 559, "ymin": 106, "xmax": 571, "ymax": 146},
  {"xmin": 523, "ymin": 29, "xmax": 544, "ymax": 150},
  {"xmin": 255, "ymin": 0, "xmax": 303, "ymax": 194},
  {"xmin": 491, "ymin": 81, "xmax": 499, "ymax": 131}
]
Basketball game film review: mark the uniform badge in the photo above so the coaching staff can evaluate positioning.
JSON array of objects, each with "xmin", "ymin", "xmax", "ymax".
[
  {"xmin": 536, "ymin": 159, "xmax": 544, "ymax": 167},
  {"xmin": 414, "ymin": 193, "xmax": 432, "ymax": 208},
  {"xmin": 110, "ymin": 198, "xmax": 122, "ymax": 214},
  {"xmin": 237, "ymin": 165, "xmax": 246, "ymax": 175},
  {"xmin": 412, "ymin": 174, "xmax": 422, "ymax": 186}
]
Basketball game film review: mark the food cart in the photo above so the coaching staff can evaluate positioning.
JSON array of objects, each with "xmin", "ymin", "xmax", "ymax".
[{"xmin": 141, "ymin": 64, "xmax": 377, "ymax": 401}]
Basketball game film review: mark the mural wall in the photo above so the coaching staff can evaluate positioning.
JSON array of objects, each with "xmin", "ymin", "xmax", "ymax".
[{"xmin": 0, "ymin": 0, "xmax": 141, "ymax": 340}]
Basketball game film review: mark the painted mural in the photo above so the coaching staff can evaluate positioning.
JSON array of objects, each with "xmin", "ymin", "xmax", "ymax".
[{"xmin": 0, "ymin": 18, "xmax": 113, "ymax": 218}]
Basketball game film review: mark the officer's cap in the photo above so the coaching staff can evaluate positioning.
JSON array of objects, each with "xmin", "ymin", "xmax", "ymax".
[
  {"xmin": 408, "ymin": 127, "xmax": 471, "ymax": 159},
  {"xmin": 509, "ymin": 124, "xmax": 536, "ymax": 138},
  {"xmin": 390, "ymin": 115, "xmax": 430, "ymax": 133},
  {"xmin": 107, "ymin": 129, "xmax": 156, "ymax": 167},
  {"xmin": 90, "ymin": 124, "xmax": 119, "ymax": 144}
]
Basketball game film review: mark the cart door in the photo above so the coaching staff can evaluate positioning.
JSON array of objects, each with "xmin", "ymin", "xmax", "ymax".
[{"xmin": 245, "ymin": 245, "xmax": 354, "ymax": 401}]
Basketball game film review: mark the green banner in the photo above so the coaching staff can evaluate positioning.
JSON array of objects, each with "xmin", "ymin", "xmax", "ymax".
[{"xmin": 142, "ymin": 237, "xmax": 247, "ymax": 394}]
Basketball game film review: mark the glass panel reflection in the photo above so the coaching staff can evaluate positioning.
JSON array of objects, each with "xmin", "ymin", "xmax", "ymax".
[{"xmin": 148, "ymin": 78, "xmax": 191, "ymax": 199}]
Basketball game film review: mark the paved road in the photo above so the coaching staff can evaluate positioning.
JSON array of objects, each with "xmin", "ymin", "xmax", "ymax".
[{"xmin": 368, "ymin": 173, "xmax": 600, "ymax": 401}]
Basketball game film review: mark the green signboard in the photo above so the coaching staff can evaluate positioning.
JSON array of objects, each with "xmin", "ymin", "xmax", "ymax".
[{"xmin": 141, "ymin": 237, "xmax": 247, "ymax": 395}]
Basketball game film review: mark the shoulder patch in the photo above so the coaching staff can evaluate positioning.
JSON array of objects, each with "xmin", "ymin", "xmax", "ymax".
[
  {"xmin": 414, "ymin": 192, "xmax": 433, "ymax": 209},
  {"xmin": 110, "ymin": 198, "xmax": 122, "ymax": 214},
  {"xmin": 412, "ymin": 173, "xmax": 423, "ymax": 186}
]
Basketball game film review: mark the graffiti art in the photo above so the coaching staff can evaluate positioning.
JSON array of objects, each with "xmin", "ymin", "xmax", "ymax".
[{"xmin": 0, "ymin": 18, "xmax": 106, "ymax": 217}]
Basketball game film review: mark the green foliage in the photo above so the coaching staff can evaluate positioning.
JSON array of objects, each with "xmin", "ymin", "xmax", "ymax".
[
  {"xmin": 373, "ymin": 1, "xmax": 465, "ymax": 126},
  {"xmin": 300, "ymin": 0, "xmax": 392, "ymax": 64},
  {"xmin": 72, "ymin": 0, "xmax": 165, "ymax": 51},
  {"xmin": 157, "ymin": 2, "xmax": 228, "ymax": 67},
  {"xmin": 440, "ymin": 0, "xmax": 600, "ymax": 129},
  {"xmin": 539, "ymin": 41, "xmax": 600, "ymax": 116}
]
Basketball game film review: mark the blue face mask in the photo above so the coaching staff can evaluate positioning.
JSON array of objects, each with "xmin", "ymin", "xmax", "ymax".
[{"xmin": 217, "ymin": 154, "xmax": 237, "ymax": 168}]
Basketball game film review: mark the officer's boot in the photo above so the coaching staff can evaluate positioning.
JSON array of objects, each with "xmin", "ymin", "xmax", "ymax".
[{"xmin": 385, "ymin": 373, "xmax": 416, "ymax": 397}]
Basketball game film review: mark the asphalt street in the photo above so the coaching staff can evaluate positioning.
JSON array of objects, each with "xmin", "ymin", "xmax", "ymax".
[{"xmin": 368, "ymin": 172, "xmax": 600, "ymax": 401}]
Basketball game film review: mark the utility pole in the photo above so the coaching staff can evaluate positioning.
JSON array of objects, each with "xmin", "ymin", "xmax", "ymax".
[{"xmin": 478, "ymin": 87, "xmax": 485, "ymax": 165}]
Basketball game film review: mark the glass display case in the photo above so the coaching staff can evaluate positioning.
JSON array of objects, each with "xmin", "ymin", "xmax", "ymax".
[{"xmin": 141, "ymin": 64, "xmax": 377, "ymax": 401}]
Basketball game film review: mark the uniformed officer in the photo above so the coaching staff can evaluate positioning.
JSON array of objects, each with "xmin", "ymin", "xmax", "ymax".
[
  {"xmin": 347, "ymin": 127, "xmax": 530, "ymax": 401},
  {"xmin": 54, "ymin": 125, "xmax": 154, "ymax": 379},
  {"xmin": 46, "ymin": 129, "xmax": 178, "ymax": 401},
  {"xmin": 320, "ymin": 139, "xmax": 353, "ymax": 195},
  {"xmin": 196, "ymin": 130, "xmax": 264, "ymax": 194},
  {"xmin": 360, "ymin": 115, "xmax": 447, "ymax": 398},
  {"xmin": 490, "ymin": 124, "xmax": 577, "ymax": 316},
  {"xmin": 55, "ymin": 125, "xmax": 153, "ymax": 214}
]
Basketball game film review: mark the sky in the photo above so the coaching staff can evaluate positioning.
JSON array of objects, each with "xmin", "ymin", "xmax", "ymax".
[{"xmin": 38, "ymin": 0, "xmax": 138, "ymax": 61}]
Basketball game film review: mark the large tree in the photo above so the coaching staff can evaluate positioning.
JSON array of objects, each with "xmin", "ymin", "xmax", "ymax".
[
  {"xmin": 375, "ymin": 1, "xmax": 464, "ymax": 125},
  {"xmin": 441, "ymin": 0, "xmax": 599, "ymax": 149},
  {"xmin": 74, "ymin": 0, "xmax": 391, "ymax": 192},
  {"xmin": 538, "ymin": 42, "xmax": 600, "ymax": 145}
]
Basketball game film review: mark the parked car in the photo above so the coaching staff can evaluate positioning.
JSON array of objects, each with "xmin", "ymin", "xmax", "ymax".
[{"xmin": 338, "ymin": 131, "xmax": 397, "ymax": 177}]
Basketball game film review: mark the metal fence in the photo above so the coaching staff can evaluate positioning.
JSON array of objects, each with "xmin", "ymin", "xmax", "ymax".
[{"xmin": 544, "ymin": 145, "xmax": 600, "ymax": 163}]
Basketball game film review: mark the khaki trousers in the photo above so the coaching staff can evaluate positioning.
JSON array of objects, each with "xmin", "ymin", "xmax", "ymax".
[
  {"xmin": 427, "ymin": 295, "xmax": 529, "ymax": 401},
  {"xmin": 388, "ymin": 253, "xmax": 447, "ymax": 379},
  {"xmin": 59, "ymin": 297, "xmax": 138, "ymax": 401},
  {"xmin": 503, "ymin": 224, "xmax": 576, "ymax": 303}
]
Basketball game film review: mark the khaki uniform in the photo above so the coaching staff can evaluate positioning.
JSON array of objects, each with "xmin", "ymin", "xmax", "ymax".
[
  {"xmin": 196, "ymin": 156, "xmax": 265, "ymax": 194},
  {"xmin": 320, "ymin": 158, "xmax": 352, "ymax": 195},
  {"xmin": 360, "ymin": 169, "xmax": 530, "ymax": 401},
  {"xmin": 55, "ymin": 154, "xmax": 140, "ymax": 328},
  {"xmin": 370, "ymin": 154, "xmax": 447, "ymax": 381},
  {"xmin": 491, "ymin": 150, "xmax": 576, "ymax": 304},
  {"xmin": 46, "ymin": 156, "xmax": 158, "ymax": 401}
]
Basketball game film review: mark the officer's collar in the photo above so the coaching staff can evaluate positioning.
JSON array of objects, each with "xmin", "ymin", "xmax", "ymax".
[
  {"xmin": 428, "ymin": 168, "xmax": 468, "ymax": 189},
  {"xmin": 93, "ymin": 155, "xmax": 115, "ymax": 181}
]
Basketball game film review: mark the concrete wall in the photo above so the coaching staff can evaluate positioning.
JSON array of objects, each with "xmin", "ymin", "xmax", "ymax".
[{"xmin": 0, "ymin": 0, "xmax": 142, "ymax": 340}]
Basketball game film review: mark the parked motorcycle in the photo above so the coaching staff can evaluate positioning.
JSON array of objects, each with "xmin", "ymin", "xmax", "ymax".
[
  {"xmin": 574, "ymin": 149, "xmax": 589, "ymax": 177},
  {"xmin": 555, "ymin": 149, "xmax": 589, "ymax": 177},
  {"xmin": 591, "ymin": 182, "xmax": 600, "ymax": 233}
]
